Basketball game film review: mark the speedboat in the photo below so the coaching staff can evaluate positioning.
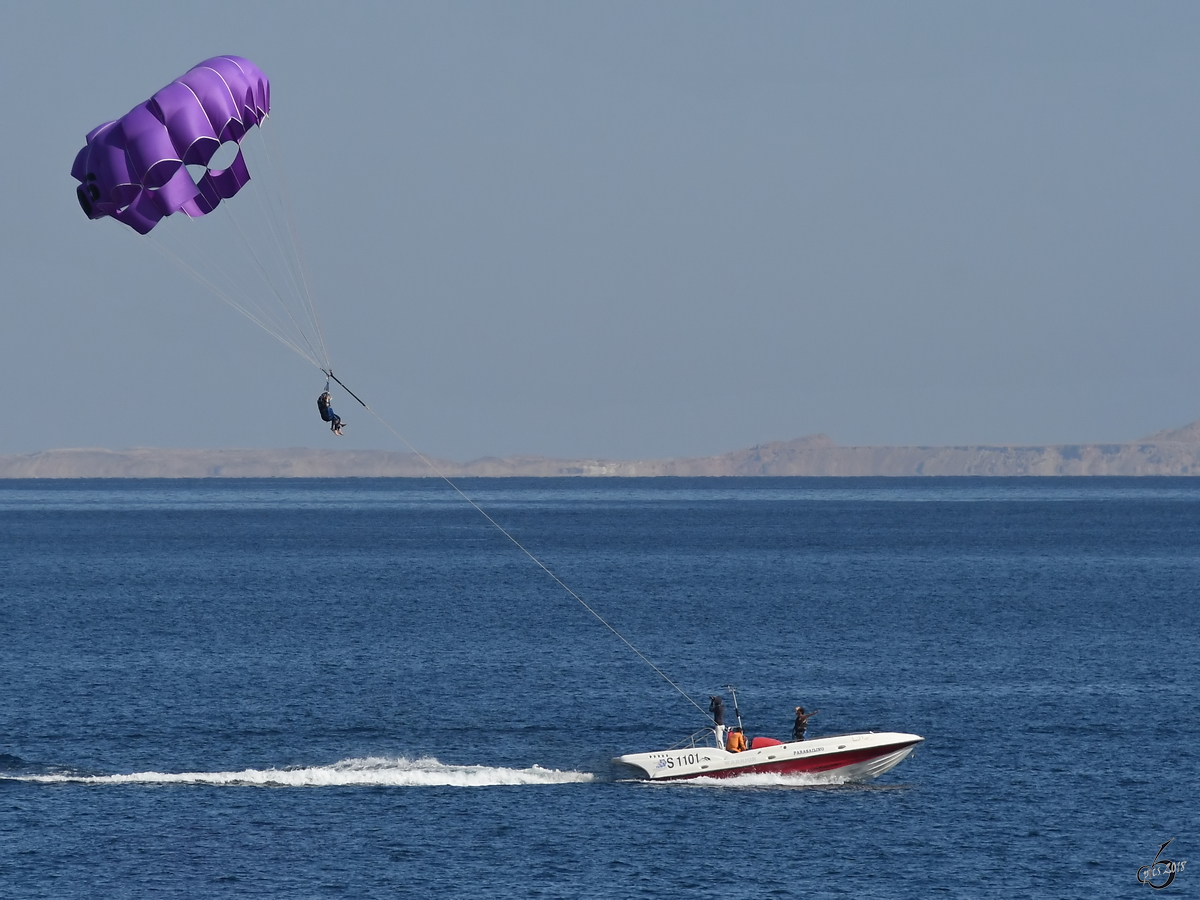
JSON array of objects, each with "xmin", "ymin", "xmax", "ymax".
[{"xmin": 613, "ymin": 729, "xmax": 924, "ymax": 782}]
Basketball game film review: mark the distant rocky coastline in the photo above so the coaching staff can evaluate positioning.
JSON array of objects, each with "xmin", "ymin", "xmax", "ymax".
[{"xmin": 5, "ymin": 421, "xmax": 1200, "ymax": 477}]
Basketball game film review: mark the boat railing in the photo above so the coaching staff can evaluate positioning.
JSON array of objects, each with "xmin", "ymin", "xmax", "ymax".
[{"xmin": 666, "ymin": 728, "xmax": 718, "ymax": 751}]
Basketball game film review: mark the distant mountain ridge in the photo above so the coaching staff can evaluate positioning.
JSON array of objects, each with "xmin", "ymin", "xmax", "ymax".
[{"xmin": 5, "ymin": 422, "xmax": 1200, "ymax": 477}]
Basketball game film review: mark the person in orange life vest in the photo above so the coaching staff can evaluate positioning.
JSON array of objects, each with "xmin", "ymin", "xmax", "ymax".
[{"xmin": 725, "ymin": 727, "xmax": 747, "ymax": 753}]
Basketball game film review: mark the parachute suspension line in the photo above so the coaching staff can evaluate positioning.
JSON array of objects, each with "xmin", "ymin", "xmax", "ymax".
[
  {"xmin": 219, "ymin": 201, "xmax": 327, "ymax": 371},
  {"xmin": 137, "ymin": 230, "xmax": 325, "ymax": 371},
  {"xmin": 252, "ymin": 124, "xmax": 319, "ymax": 332},
  {"xmin": 136, "ymin": 206, "xmax": 317, "ymax": 369},
  {"xmin": 147, "ymin": 229, "xmax": 317, "ymax": 369},
  {"xmin": 254, "ymin": 121, "xmax": 332, "ymax": 372},
  {"xmin": 232, "ymin": 171, "xmax": 313, "ymax": 343},
  {"xmin": 144, "ymin": 231, "xmax": 320, "ymax": 369},
  {"xmin": 329, "ymin": 380, "xmax": 707, "ymax": 719},
  {"xmin": 237, "ymin": 141, "xmax": 327, "ymax": 366}
]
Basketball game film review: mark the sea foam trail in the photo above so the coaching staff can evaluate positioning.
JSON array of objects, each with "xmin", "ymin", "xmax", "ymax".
[{"xmin": 11, "ymin": 756, "xmax": 595, "ymax": 788}]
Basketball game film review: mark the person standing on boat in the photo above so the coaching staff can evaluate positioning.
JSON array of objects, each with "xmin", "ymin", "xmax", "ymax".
[
  {"xmin": 709, "ymin": 695, "xmax": 726, "ymax": 747},
  {"xmin": 793, "ymin": 706, "xmax": 818, "ymax": 741}
]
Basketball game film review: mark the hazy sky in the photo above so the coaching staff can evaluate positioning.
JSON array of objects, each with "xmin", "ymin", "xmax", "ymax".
[{"xmin": 3, "ymin": 1, "xmax": 1199, "ymax": 460}]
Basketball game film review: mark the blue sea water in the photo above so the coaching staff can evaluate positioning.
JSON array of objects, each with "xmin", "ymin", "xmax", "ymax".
[{"xmin": 1, "ymin": 477, "xmax": 1196, "ymax": 898}]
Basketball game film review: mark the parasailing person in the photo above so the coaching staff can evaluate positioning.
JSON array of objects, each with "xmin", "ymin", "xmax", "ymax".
[{"xmin": 317, "ymin": 387, "xmax": 344, "ymax": 435}]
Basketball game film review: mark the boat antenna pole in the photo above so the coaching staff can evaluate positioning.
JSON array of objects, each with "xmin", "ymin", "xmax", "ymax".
[{"xmin": 726, "ymin": 685, "xmax": 744, "ymax": 733}]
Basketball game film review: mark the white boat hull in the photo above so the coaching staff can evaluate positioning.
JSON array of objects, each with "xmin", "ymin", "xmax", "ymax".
[{"xmin": 612, "ymin": 731, "xmax": 923, "ymax": 782}]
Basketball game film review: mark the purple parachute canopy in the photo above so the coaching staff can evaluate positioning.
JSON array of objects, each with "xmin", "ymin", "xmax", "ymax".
[{"xmin": 72, "ymin": 56, "xmax": 270, "ymax": 234}]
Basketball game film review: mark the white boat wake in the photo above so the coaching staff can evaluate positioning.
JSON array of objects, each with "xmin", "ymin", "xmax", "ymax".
[{"xmin": 9, "ymin": 755, "xmax": 596, "ymax": 788}]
